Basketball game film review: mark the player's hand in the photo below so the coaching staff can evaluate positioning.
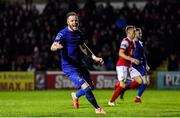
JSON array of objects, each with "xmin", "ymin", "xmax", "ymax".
[
  {"xmin": 51, "ymin": 42, "xmax": 63, "ymax": 51},
  {"xmin": 54, "ymin": 42, "xmax": 63, "ymax": 49},
  {"xmin": 92, "ymin": 55, "xmax": 104, "ymax": 65},
  {"xmin": 146, "ymin": 65, "xmax": 150, "ymax": 72},
  {"xmin": 131, "ymin": 58, "xmax": 140, "ymax": 65}
]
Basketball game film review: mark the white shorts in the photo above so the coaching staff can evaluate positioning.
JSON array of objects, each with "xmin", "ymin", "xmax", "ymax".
[
  {"xmin": 116, "ymin": 66, "xmax": 130, "ymax": 81},
  {"xmin": 129, "ymin": 67, "xmax": 150, "ymax": 85},
  {"xmin": 129, "ymin": 67, "xmax": 141, "ymax": 78}
]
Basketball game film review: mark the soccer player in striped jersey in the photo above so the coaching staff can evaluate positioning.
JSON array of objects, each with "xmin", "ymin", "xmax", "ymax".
[
  {"xmin": 50, "ymin": 12, "xmax": 106, "ymax": 114},
  {"xmin": 108, "ymin": 25, "xmax": 140, "ymax": 106},
  {"xmin": 120, "ymin": 28, "xmax": 150, "ymax": 103}
]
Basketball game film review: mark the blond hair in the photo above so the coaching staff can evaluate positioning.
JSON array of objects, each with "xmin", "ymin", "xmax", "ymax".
[{"xmin": 125, "ymin": 25, "xmax": 135, "ymax": 34}]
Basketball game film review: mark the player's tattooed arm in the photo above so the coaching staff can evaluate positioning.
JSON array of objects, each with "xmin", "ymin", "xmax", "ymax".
[
  {"xmin": 79, "ymin": 43, "xmax": 104, "ymax": 64},
  {"xmin": 50, "ymin": 42, "xmax": 63, "ymax": 51}
]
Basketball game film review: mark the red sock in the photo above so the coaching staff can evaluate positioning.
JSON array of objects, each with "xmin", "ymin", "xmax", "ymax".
[
  {"xmin": 128, "ymin": 81, "xmax": 139, "ymax": 89},
  {"xmin": 114, "ymin": 81, "xmax": 120, "ymax": 90},
  {"xmin": 110, "ymin": 86, "xmax": 125, "ymax": 102}
]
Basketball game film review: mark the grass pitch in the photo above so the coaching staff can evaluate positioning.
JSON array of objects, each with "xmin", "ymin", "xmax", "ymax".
[{"xmin": 0, "ymin": 89, "xmax": 180, "ymax": 117}]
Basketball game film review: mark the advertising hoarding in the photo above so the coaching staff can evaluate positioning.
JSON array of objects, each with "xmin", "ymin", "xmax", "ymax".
[
  {"xmin": 46, "ymin": 71, "xmax": 118, "ymax": 89},
  {"xmin": 0, "ymin": 72, "xmax": 34, "ymax": 91},
  {"xmin": 157, "ymin": 71, "xmax": 180, "ymax": 89}
]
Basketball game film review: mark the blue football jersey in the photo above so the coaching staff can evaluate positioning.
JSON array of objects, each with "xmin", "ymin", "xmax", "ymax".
[
  {"xmin": 53, "ymin": 27, "xmax": 84, "ymax": 70},
  {"xmin": 132, "ymin": 40, "xmax": 146, "ymax": 68}
]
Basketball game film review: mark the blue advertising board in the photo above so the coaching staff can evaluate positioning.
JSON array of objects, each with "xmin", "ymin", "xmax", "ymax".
[{"xmin": 157, "ymin": 71, "xmax": 180, "ymax": 89}]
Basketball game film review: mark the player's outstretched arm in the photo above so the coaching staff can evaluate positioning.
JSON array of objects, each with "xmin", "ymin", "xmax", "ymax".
[
  {"xmin": 79, "ymin": 43, "xmax": 104, "ymax": 65},
  {"xmin": 50, "ymin": 42, "xmax": 63, "ymax": 51}
]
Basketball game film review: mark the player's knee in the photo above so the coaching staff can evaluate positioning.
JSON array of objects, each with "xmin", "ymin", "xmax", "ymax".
[
  {"xmin": 142, "ymin": 77, "xmax": 149, "ymax": 85},
  {"xmin": 133, "ymin": 76, "xmax": 142, "ymax": 84},
  {"xmin": 81, "ymin": 82, "xmax": 90, "ymax": 89},
  {"xmin": 143, "ymin": 80, "xmax": 148, "ymax": 85},
  {"xmin": 120, "ymin": 81, "xmax": 126, "ymax": 88}
]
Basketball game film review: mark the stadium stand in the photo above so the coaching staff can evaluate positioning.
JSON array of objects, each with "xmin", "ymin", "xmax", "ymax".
[{"xmin": 0, "ymin": 0, "xmax": 179, "ymax": 71}]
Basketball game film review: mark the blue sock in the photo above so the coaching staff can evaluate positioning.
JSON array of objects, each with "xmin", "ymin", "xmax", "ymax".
[
  {"xmin": 138, "ymin": 84, "xmax": 147, "ymax": 97},
  {"xmin": 76, "ymin": 89, "xmax": 85, "ymax": 98},
  {"xmin": 83, "ymin": 86, "xmax": 99, "ymax": 109}
]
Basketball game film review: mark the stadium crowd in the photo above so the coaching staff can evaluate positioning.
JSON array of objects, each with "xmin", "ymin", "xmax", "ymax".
[{"xmin": 0, "ymin": 0, "xmax": 179, "ymax": 71}]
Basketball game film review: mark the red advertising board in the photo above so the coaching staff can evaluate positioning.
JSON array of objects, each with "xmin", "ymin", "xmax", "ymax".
[{"xmin": 46, "ymin": 71, "xmax": 118, "ymax": 89}]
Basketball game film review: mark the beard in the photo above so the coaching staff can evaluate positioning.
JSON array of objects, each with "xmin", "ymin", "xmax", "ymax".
[{"xmin": 69, "ymin": 24, "xmax": 79, "ymax": 31}]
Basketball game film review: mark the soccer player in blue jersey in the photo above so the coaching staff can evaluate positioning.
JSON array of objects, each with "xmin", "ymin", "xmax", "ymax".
[
  {"xmin": 120, "ymin": 28, "xmax": 150, "ymax": 103},
  {"xmin": 130, "ymin": 28, "xmax": 150, "ymax": 102},
  {"xmin": 50, "ymin": 12, "xmax": 106, "ymax": 114}
]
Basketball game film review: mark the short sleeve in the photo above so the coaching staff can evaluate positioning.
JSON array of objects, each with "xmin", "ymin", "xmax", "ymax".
[
  {"xmin": 54, "ymin": 32, "xmax": 63, "ymax": 42},
  {"xmin": 120, "ymin": 39, "xmax": 129, "ymax": 50}
]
